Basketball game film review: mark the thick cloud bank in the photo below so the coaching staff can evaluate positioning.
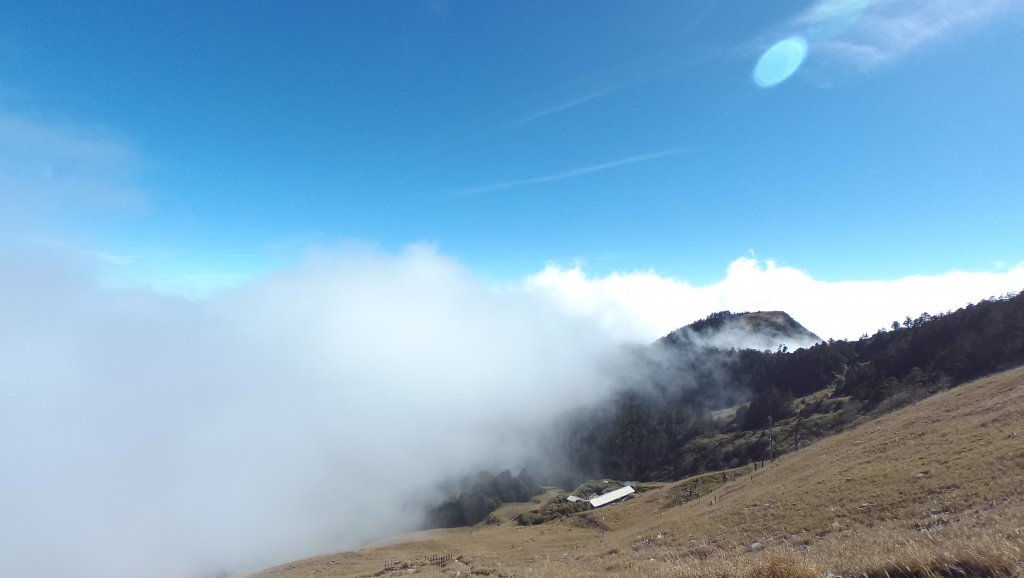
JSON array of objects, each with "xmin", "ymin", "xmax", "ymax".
[
  {"xmin": 0, "ymin": 245, "xmax": 618, "ymax": 578},
  {"xmin": 3, "ymin": 245, "xmax": 1021, "ymax": 578},
  {"xmin": 527, "ymin": 257, "xmax": 1024, "ymax": 341}
]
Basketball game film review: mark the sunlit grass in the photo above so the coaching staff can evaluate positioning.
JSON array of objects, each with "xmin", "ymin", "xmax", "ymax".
[{"xmin": 250, "ymin": 367, "xmax": 1024, "ymax": 578}]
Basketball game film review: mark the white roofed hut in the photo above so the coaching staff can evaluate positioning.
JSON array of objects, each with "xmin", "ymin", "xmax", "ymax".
[{"xmin": 587, "ymin": 485, "xmax": 635, "ymax": 509}]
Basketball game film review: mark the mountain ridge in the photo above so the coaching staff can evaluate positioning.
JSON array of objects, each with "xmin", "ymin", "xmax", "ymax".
[{"xmin": 660, "ymin": 310, "xmax": 822, "ymax": 352}]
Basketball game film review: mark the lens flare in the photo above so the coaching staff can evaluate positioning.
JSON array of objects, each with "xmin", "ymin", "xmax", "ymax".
[{"xmin": 753, "ymin": 36, "xmax": 809, "ymax": 87}]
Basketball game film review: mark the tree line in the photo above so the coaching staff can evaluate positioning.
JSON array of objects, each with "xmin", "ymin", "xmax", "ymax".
[
  {"xmin": 423, "ymin": 291, "xmax": 1023, "ymax": 528},
  {"xmin": 557, "ymin": 290, "xmax": 1024, "ymax": 482}
]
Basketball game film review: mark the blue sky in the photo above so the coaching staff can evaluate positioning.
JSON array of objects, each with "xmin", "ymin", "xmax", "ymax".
[
  {"xmin": 4, "ymin": 4, "xmax": 1024, "ymax": 575},
  {"xmin": 2, "ymin": 0, "xmax": 1024, "ymax": 292}
]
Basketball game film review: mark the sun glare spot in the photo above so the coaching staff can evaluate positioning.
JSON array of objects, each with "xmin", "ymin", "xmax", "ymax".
[{"xmin": 754, "ymin": 36, "xmax": 808, "ymax": 88}]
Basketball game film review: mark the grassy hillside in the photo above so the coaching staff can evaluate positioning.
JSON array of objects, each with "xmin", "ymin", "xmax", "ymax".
[{"xmin": 249, "ymin": 366, "xmax": 1024, "ymax": 577}]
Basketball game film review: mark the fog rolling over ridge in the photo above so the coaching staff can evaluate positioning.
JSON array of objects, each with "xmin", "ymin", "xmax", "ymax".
[
  {"xmin": 1, "ymin": 241, "xmax": 977, "ymax": 578},
  {"xmin": 0, "ymin": 245, "xmax": 625, "ymax": 578},
  {"xmin": 660, "ymin": 310, "xmax": 822, "ymax": 352}
]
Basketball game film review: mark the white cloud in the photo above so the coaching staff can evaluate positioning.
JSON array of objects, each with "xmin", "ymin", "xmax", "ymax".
[
  {"xmin": 526, "ymin": 257, "xmax": 1024, "ymax": 342},
  {"xmin": 0, "ymin": 244, "xmax": 619, "ymax": 578},
  {"xmin": 791, "ymin": 0, "xmax": 1020, "ymax": 70}
]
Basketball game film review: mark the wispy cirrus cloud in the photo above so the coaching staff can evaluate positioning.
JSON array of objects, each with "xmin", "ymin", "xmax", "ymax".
[
  {"xmin": 508, "ymin": 87, "xmax": 619, "ymax": 128},
  {"xmin": 0, "ymin": 111, "xmax": 148, "ymax": 231},
  {"xmin": 449, "ymin": 147, "xmax": 690, "ymax": 198},
  {"xmin": 794, "ymin": 0, "xmax": 1020, "ymax": 70}
]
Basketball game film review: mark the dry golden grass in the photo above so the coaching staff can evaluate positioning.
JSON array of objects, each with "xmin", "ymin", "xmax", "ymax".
[{"xmin": 248, "ymin": 366, "xmax": 1024, "ymax": 578}]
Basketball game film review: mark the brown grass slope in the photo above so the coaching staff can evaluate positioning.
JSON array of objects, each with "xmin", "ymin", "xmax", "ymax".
[{"xmin": 249, "ymin": 367, "xmax": 1024, "ymax": 578}]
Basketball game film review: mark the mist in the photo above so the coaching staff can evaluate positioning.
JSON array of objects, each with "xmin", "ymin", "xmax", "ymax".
[
  {"xmin": 666, "ymin": 318, "xmax": 821, "ymax": 353},
  {"xmin": 0, "ymin": 244, "xmax": 623, "ymax": 578}
]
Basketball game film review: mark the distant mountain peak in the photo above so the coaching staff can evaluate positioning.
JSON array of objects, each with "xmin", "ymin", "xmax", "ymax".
[{"xmin": 660, "ymin": 310, "xmax": 821, "ymax": 351}]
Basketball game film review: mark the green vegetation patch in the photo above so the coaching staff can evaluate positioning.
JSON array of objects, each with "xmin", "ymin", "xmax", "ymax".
[
  {"xmin": 515, "ymin": 493, "xmax": 589, "ymax": 526},
  {"xmin": 570, "ymin": 479, "xmax": 625, "ymax": 499}
]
